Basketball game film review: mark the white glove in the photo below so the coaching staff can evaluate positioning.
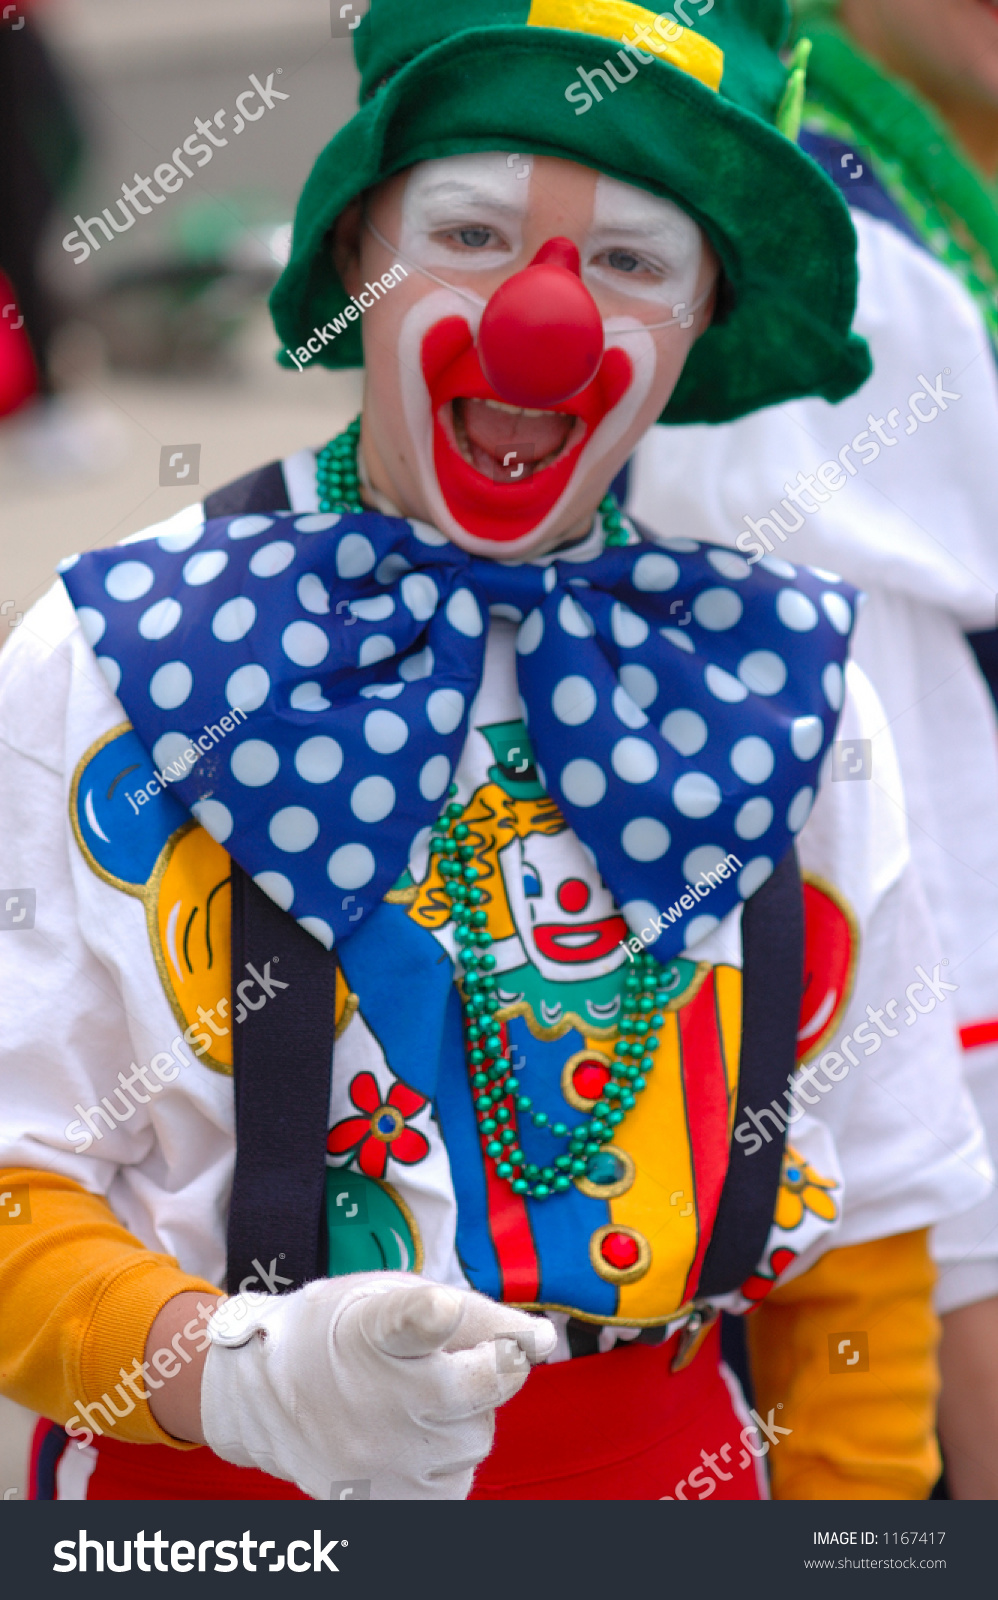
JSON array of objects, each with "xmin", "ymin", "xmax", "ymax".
[{"xmin": 200, "ymin": 1272, "xmax": 556, "ymax": 1500}]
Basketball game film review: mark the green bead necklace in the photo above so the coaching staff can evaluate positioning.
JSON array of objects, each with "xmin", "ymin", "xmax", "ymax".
[
  {"xmin": 315, "ymin": 416, "xmax": 632, "ymax": 545},
  {"xmin": 430, "ymin": 787, "xmax": 675, "ymax": 1203}
]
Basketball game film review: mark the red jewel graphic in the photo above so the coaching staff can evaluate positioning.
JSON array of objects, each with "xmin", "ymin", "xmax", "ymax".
[
  {"xmin": 600, "ymin": 1231, "xmax": 640, "ymax": 1271},
  {"xmin": 327, "ymin": 1070, "xmax": 430, "ymax": 1179},
  {"xmin": 572, "ymin": 1058, "xmax": 611, "ymax": 1102}
]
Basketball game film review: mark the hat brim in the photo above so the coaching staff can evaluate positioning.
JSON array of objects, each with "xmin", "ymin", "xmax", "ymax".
[{"xmin": 270, "ymin": 28, "xmax": 871, "ymax": 424}]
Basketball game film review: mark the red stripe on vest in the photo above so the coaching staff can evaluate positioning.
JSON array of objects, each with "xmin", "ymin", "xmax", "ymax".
[
  {"xmin": 482, "ymin": 1022, "xmax": 540, "ymax": 1302},
  {"xmin": 678, "ymin": 972, "xmax": 733, "ymax": 1303}
]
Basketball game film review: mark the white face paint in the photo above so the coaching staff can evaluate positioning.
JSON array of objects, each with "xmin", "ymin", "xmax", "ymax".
[
  {"xmin": 585, "ymin": 175, "xmax": 703, "ymax": 315},
  {"xmin": 398, "ymin": 152, "xmax": 533, "ymax": 276}
]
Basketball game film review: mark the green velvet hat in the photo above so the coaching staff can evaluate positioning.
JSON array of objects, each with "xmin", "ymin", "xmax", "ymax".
[{"xmin": 270, "ymin": 0, "xmax": 871, "ymax": 423}]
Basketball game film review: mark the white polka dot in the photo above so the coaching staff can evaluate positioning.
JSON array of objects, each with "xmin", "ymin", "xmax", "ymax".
[
  {"xmin": 672, "ymin": 771, "xmax": 721, "ymax": 818},
  {"xmin": 295, "ymin": 736, "xmax": 343, "ymax": 783},
  {"xmin": 298, "ymin": 916, "xmax": 334, "ymax": 949},
  {"xmin": 105, "ymin": 560, "xmax": 154, "ymax": 602},
  {"xmin": 561, "ymin": 758, "xmax": 606, "ymax": 807},
  {"xmin": 552, "ymin": 676, "xmax": 596, "ymax": 726},
  {"xmin": 707, "ymin": 550, "xmax": 752, "ymax": 581},
  {"xmin": 517, "ymin": 610, "xmax": 544, "ymax": 654},
  {"xmin": 360, "ymin": 682, "xmax": 405, "ymax": 700},
  {"xmin": 254, "ymin": 871, "xmax": 295, "ymax": 910},
  {"xmin": 183, "ymin": 551, "xmax": 229, "ymax": 586},
  {"xmin": 791, "ymin": 714, "xmax": 823, "ymax": 760},
  {"xmin": 270, "ymin": 805, "xmax": 320, "ymax": 852},
  {"xmin": 212, "ymin": 596, "xmax": 256, "ymax": 642},
  {"xmin": 336, "ymin": 533, "xmax": 376, "ymax": 578},
  {"xmin": 811, "ymin": 566, "xmax": 842, "ymax": 582},
  {"xmin": 290, "ymin": 682, "xmax": 331, "ymax": 712},
  {"xmin": 822, "ymin": 661, "xmax": 844, "ymax": 710},
  {"xmin": 776, "ymin": 588, "xmax": 818, "ymax": 631},
  {"xmin": 192, "ymin": 799, "xmax": 233, "ymax": 843},
  {"xmin": 57, "ymin": 553, "xmax": 81, "ymax": 573},
  {"xmin": 351, "ymin": 775, "xmax": 395, "ymax": 823},
  {"xmin": 328, "ymin": 843, "xmax": 375, "ymax": 889},
  {"xmin": 623, "ymin": 898, "xmax": 659, "ymax": 937},
  {"xmin": 661, "ymin": 625, "xmax": 695, "ymax": 654},
  {"xmin": 694, "ymin": 587, "xmax": 743, "ymax": 631},
  {"xmin": 685, "ymin": 915, "xmax": 720, "ymax": 949},
  {"xmin": 295, "ymin": 513, "xmax": 340, "ymax": 533},
  {"xmin": 400, "ymin": 645, "xmax": 434, "ymax": 681},
  {"xmin": 152, "ymin": 731, "xmax": 192, "ymax": 771},
  {"xmin": 787, "ymin": 786, "xmax": 814, "ymax": 832},
  {"xmin": 446, "ymin": 587, "xmax": 483, "ymax": 637},
  {"xmin": 610, "ymin": 601, "xmax": 648, "ymax": 648},
  {"xmin": 295, "ymin": 574, "xmax": 330, "ymax": 615},
  {"xmin": 358, "ymin": 634, "xmax": 395, "ymax": 667},
  {"xmin": 347, "ymin": 595, "xmax": 394, "ymax": 625},
  {"xmin": 658, "ymin": 536, "xmax": 699, "ymax": 553},
  {"xmin": 401, "ymin": 573, "xmax": 438, "ymax": 620},
  {"xmin": 612, "ymin": 686, "xmax": 648, "ymax": 729},
  {"xmin": 622, "ymin": 817, "xmax": 670, "ymax": 861},
  {"xmin": 489, "ymin": 603, "xmax": 523, "ymax": 622},
  {"xmin": 619, "ymin": 663, "xmax": 658, "ymax": 709},
  {"xmin": 611, "ymin": 737, "xmax": 658, "ymax": 783},
  {"xmin": 98, "ymin": 657, "xmax": 121, "ymax": 694},
  {"xmin": 77, "ymin": 606, "xmax": 106, "ymax": 647},
  {"xmin": 735, "ymin": 797, "xmax": 773, "ymax": 839},
  {"xmin": 555, "ymin": 594, "xmax": 591, "ymax": 639},
  {"xmin": 683, "ymin": 843, "xmax": 729, "ymax": 882},
  {"xmin": 228, "ymin": 515, "xmax": 274, "ymax": 540},
  {"xmin": 231, "ymin": 740, "xmax": 280, "ymax": 786},
  {"xmin": 632, "ymin": 551, "xmax": 680, "ymax": 591},
  {"xmin": 758, "ymin": 555, "xmax": 796, "ymax": 578},
  {"xmin": 821, "ymin": 592, "xmax": 852, "ymax": 634},
  {"xmin": 738, "ymin": 651, "xmax": 787, "ymax": 696},
  {"xmin": 376, "ymin": 553, "xmax": 412, "ymax": 584},
  {"xmin": 283, "ymin": 620, "xmax": 329, "ymax": 667},
  {"xmin": 410, "ymin": 519, "xmax": 448, "ymax": 546},
  {"xmin": 139, "ymin": 598, "xmax": 181, "ymax": 641},
  {"xmin": 739, "ymin": 857, "xmax": 773, "ymax": 898},
  {"xmin": 543, "ymin": 567, "xmax": 557, "ymax": 593},
  {"xmin": 149, "ymin": 661, "xmax": 193, "ymax": 709},
  {"xmin": 705, "ymin": 664, "xmax": 748, "ymax": 702},
  {"xmin": 225, "ymin": 664, "xmax": 270, "ymax": 713},
  {"xmin": 249, "ymin": 541, "xmax": 296, "ymax": 578},
  {"xmin": 426, "ymin": 689, "xmax": 465, "ymax": 736},
  {"xmin": 661, "ymin": 708, "xmax": 707, "ymax": 755},
  {"xmin": 730, "ymin": 735, "xmax": 774, "ymax": 784},
  {"xmin": 157, "ymin": 527, "xmax": 203, "ymax": 554},
  {"xmin": 364, "ymin": 708, "xmax": 409, "ymax": 752},
  {"xmin": 419, "ymin": 754, "xmax": 451, "ymax": 801}
]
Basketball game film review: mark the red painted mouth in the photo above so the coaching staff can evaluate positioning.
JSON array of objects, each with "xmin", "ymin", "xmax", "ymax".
[
  {"xmin": 532, "ymin": 915, "xmax": 629, "ymax": 963},
  {"xmin": 420, "ymin": 317, "xmax": 632, "ymax": 543}
]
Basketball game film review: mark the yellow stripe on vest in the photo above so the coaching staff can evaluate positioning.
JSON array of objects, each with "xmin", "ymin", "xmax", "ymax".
[{"xmin": 528, "ymin": 0, "xmax": 724, "ymax": 93}]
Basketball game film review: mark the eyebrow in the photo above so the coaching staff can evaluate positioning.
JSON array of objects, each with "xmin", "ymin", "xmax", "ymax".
[{"xmin": 407, "ymin": 179, "xmax": 527, "ymax": 217}]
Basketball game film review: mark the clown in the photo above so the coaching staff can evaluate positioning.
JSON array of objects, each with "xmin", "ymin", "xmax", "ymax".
[{"xmin": 0, "ymin": 0, "xmax": 991, "ymax": 1503}]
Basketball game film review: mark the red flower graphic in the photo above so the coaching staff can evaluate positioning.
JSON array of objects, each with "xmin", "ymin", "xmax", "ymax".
[
  {"xmin": 327, "ymin": 1070, "xmax": 429, "ymax": 1178},
  {"xmin": 740, "ymin": 1246, "xmax": 796, "ymax": 1307}
]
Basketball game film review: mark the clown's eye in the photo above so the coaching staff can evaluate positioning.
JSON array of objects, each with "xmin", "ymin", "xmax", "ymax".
[
  {"xmin": 522, "ymin": 864, "xmax": 541, "ymax": 898},
  {"xmin": 596, "ymin": 247, "xmax": 664, "ymax": 280},
  {"xmin": 435, "ymin": 225, "xmax": 504, "ymax": 252}
]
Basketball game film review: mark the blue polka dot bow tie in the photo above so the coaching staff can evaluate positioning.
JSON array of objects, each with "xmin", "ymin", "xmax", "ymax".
[{"xmin": 62, "ymin": 509, "xmax": 856, "ymax": 958}]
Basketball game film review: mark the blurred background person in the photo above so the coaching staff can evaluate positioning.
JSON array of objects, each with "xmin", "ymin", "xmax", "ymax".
[{"xmin": 626, "ymin": 0, "xmax": 998, "ymax": 1498}]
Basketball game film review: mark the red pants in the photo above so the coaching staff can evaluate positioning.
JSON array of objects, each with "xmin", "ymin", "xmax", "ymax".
[{"xmin": 32, "ymin": 1327, "xmax": 762, "ymax": 1501}]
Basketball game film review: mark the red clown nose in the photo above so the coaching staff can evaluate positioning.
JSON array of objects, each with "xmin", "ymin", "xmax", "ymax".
[{"xmin": 476, "ymin": 237, "xmax": 605, "ymax": 409}]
